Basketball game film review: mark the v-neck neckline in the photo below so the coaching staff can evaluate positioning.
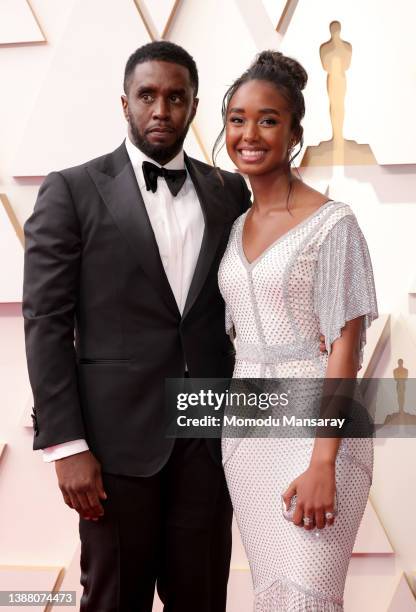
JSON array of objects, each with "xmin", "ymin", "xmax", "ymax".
[{"xmin": 239, "ymin": 199, "xmax": 336, "ymax": 269}]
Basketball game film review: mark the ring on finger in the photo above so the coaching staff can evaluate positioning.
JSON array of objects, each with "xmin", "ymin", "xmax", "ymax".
[
  {"xmin": 303, "ymin": 516, "xmax": 313, "ymax": 526},
  {"xmin": 325, "ymin": 511, "xmax": 335, "ymax": 520}
]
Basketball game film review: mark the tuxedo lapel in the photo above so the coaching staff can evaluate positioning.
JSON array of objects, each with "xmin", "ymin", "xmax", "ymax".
[
  {"xmin": 87, "ymin": 144, "xmax": 180, "ymax": 317},
  {"xmin": 182, "ymin": 156, "xmax": 228, "ymax": 321}
]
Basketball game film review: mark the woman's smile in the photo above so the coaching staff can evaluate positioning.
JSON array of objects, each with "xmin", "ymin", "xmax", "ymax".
[{"xmin": 237, "ymin": 148, "xmax": 268, "ymax": 163}]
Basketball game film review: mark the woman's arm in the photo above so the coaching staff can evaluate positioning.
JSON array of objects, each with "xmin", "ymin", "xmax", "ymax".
[
  {"xmin": 310, "ymin": 315, "xmax": 363, "ymax": 464},
  {"xmin": 282, "ymin": 316, "xmax": 364, "ymax": 530}
]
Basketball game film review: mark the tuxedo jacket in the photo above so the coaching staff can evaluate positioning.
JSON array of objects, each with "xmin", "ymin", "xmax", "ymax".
[{"xmin": 23, "ymin": 142, "xmax": 251, "ymax": 476}]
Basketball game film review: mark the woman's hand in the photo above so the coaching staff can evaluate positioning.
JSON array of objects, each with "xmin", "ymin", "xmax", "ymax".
[{"xmin": 282, "ymin": 461, "xmax": 336, "ymax": 530}]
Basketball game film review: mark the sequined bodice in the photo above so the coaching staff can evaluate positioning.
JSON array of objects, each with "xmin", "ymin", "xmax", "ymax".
[{"xmin": 218, "ymin": 200, "xmax": 377, "ymax": 375}]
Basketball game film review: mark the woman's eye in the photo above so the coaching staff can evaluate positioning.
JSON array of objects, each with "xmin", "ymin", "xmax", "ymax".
[
  {"xmin": 261, "ymin": 118, "xmax": 278, "ymax": 126},
  {"xmin": 229, "ymin": 116, "xmax": 243, "ymax": 124}
]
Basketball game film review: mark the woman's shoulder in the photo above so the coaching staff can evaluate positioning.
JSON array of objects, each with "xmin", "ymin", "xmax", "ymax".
[
  {"xmin": 232, "ymin": 207, "xmax": 250, "ymax": 226},
  {"xmin": 293, "ymin": 182, "xmax": 352, "ymax": 225},
  {"xmin": 318, "ymin": 199, "xmax": 357, "ymax": 231},
  {"xmin": 294, "ymin": 180, "xmax": 350, "ymax": 214},
  {"xmin": 227, "ymin": 209, "xmax": 248, "ymax": 243},
  {"xmin": 314, "ymin": 201, "xmax": 371, "ymax": 258}
]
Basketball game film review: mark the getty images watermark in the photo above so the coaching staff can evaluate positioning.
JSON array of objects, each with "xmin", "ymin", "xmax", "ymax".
[
  {"xmin": 175, "ymin": 388, "xmax": 346, "ymax": 430},
  {"xmin": 164, "ymin": 378, "xmax": 378, "ymax": 439},
  {"xmin": 165, "ymin": 377, "xmax": 416, "ymax": 438}
]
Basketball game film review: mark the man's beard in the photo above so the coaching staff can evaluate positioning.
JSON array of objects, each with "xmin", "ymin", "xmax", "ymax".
[{"xmin": 128, "ymin": 112, "xmax": 191, "ymax": 165}]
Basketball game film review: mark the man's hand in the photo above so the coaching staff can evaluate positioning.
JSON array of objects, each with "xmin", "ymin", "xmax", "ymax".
[
  {"xmin": 319, "ymin": 334, "xmax": 327, "ymax": 354},
  {"xmin": 55, "ymin": 450, "xmax": 107, "ymax": 521}
]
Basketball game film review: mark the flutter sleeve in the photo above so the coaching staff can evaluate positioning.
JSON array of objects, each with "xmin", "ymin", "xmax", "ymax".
[{"xmin": 314, "ymin": 214, "xmax": 378, "ymax": 368}]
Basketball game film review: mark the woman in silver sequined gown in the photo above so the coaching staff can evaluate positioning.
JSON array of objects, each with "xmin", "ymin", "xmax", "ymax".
[{"xmin": 216, "ymin": 53, "xmax": 378, "ymax": 611}]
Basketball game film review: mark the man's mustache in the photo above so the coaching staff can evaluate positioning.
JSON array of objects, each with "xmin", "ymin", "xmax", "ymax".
[{"xmin": 145, "ymin": 125, "xmax": 176, "ymax": 134}]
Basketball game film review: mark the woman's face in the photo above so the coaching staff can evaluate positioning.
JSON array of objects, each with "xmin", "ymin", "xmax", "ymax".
[{"xmin": 225, "ymin": 79, "xmax": 296, "ymax": 176}]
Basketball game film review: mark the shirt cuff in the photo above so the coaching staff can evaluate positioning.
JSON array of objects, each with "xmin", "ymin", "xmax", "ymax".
[{"xmin": 42, "ymin": 439, "xmax": 89, "ymax": 462}]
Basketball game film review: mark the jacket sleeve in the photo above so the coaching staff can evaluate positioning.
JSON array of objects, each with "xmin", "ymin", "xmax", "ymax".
[{"xmin": 23, "ymin": 171, "xmax": 86, "ymax": 450}]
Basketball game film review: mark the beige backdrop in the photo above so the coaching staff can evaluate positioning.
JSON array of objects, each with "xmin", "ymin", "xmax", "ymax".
[{"xmin": 1, "ymin": 1, "xmax": 416, "ymax": 610}]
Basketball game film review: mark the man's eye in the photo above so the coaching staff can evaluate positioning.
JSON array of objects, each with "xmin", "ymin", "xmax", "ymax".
[
  {"xmin": 140, "ymin": 94, "xmax": 153, "ymax": 102},
  {"xmin": 170, "ymin": 95, "xmax": 182, "ymax": 103}
]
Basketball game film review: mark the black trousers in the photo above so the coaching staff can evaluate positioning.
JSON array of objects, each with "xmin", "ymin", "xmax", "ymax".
[{"xmin": 79, "ymin": 438, "xmax": 233, "ymax": 612}]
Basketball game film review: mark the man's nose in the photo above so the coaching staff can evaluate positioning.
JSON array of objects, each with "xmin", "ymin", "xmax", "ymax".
[{"xmin": 152, "ymin": 97, "xmax": 170, "ymax": 120}]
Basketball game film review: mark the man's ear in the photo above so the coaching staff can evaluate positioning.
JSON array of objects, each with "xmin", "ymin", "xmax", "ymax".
[
  {"xmin": 121, "ymin": 94, "xmax": 129, "ymax": 121},
  {"xmin": 190, "ymin": 96, "xmax": 199, "ymax": 122}
]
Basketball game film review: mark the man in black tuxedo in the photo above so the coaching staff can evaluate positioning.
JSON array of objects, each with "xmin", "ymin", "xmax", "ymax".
[{"xmin": 23, "ymin": 42, "xmax": 251, "ymax": 611}]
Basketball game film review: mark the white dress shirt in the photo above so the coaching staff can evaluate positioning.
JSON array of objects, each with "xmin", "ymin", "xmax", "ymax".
[{"xmin": 42, "ymin": 136, "xmax": 205, "ymax": 462}]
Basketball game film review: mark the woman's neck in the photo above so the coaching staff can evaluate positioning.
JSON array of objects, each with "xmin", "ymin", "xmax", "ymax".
[{"xmin": 249, "ymin": 169, "xmax": 296, "ymax": 213}]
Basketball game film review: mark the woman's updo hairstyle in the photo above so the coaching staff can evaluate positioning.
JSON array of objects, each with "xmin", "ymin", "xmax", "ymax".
[{"xmin": 213, "ymin": 50, "xmax": 308, "ymax": 167}]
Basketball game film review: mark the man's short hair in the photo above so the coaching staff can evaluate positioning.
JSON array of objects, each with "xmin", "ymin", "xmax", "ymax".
[{"xmin": 124, "ymin": 41, "xmax": 199, "ymax": 95}]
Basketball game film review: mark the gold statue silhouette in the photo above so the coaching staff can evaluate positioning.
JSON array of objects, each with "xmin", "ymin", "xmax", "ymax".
[
  {"xmin": 394, "ymin": 358, "xmax": 408, "ymax": 412},
  {"xmin": 301, "ymin": 21, "xmax": 376, "ymax": 166},
  {"xmin": 383, "ymin": 358, "xmax": 416, "ymax": 425}
]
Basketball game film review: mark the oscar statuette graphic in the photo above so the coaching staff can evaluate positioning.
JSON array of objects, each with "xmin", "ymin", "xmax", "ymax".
[{"xmin": 302, "ymin": 21, "xmax": 377, "ymax": 166}]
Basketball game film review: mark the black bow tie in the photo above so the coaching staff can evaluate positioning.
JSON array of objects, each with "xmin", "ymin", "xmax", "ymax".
[{"xmin": 142, "ymin": 161, "xmax": 187, "ymax": 197}]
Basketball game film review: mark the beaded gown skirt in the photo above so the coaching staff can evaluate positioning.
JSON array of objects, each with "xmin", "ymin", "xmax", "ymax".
[{"xmin": 218, "ymin": 200, "xmax": 378, "ymax": 611}]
